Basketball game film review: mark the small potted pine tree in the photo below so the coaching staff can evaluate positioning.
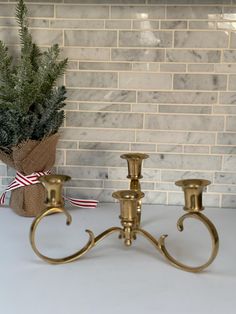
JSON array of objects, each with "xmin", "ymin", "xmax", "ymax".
[{"xmin": 0, "ymin": 0, "xmax": 68, "ymax": 216}]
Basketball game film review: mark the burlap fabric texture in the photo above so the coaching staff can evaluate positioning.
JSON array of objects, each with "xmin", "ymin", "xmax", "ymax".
[{"xmin": 0, "ymin": 133, "xmax": 59, "ymax": 217}]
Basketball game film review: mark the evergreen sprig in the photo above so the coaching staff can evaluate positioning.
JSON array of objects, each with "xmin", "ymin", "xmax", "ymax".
[{"xmin": 0, "ymin": 0, "xmax": 68, "ymax": 152}]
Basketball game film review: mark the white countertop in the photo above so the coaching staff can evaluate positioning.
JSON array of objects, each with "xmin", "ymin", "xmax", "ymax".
[{"xmin": 0, "ymin": 203, "xmax": 235, "ymax": 314}]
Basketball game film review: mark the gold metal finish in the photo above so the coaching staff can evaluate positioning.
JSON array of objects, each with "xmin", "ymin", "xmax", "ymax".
[
  {"xmin": 120, "ymin": 153, "xmax": 148, "ymax": 228},
  {"xmin": 30, "ymin": 164, "xmax": 219, "ymax": 273}
]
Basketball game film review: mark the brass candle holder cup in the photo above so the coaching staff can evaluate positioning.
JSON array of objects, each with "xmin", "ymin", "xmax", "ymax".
[{"xmin": 30, "ymin": 154, "xmax": 219, "ymax": 272}]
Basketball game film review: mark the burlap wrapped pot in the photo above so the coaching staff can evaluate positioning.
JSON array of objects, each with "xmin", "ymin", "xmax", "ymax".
[{"xmin": 0, "ymin": 133, "xmax": 59, "ymax": 217}]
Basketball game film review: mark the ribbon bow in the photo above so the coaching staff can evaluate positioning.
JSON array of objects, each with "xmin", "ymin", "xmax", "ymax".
[{"xmin": 0, "ymin": 171, "xmax": 98, "ymax": 209}]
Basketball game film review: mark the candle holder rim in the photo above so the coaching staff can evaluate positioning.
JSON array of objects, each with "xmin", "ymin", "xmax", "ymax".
[
  {"xmin": 39, "ymin": 174, "xmax": 71, "ymax": 184},
  {"xmin": 112, "ymin": 190, "xmax": 144, "ymax": 200},
  {"xmin": 120, "ymin": 153, "xmax": 149, "ymax": 160},
  {"xmin": 175, "ymin": 178, "xmax": 211, "ymax": 188}
]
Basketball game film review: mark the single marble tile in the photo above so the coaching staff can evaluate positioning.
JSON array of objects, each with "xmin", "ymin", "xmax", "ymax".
[
  {"xmin": 213, "ymin": 106, "xmax": 236, "ymax": 114},
  {"xmin": 66, "ymin": 112, "xmax": 143, "ymax": 129},
  {"xmin": 229, "ymin": 75, "xmax": 236, "ymax": 90},
  {"xmin": 222, "ymin": 155, "xmax": 236, "ymax": 171},
  {"xmin": 221, "ymin": 195, "xmax": 236, "ymax": 208},
  {"xmin": 145, "ymin": 153, "xmax": 221, "ymax": 170},
  {"xmin": 132, "ymin": 20, "xmax": 159, "ymax": 30},
  {"xmin": 226, "ymin": 116, "xmax": 236, "ymax": 131},
  {"xmin": 132, "ymin": 63, "xmax": 160, "ymax": 71},
  {"xmin": 160, "ymin": 63, "xmax": 186, "ymax": 72},
  {"xmin": 0, "ymin": 28, "xmax": 19, "ymax": 44},
  {"xmin": 108, "ymin": 167, "xmax": 131, "ymax": 180},
  {"xmin": 188, "ymin": 64, "xmax": 214, "ymax": 73},
  {"xmin": 29, "ymin": 19, "xmax": 49, "ymax": 28},
  {"xmin": 189, "ymin": 21, "xmax": 216, "ymax": 29},
  {"xmin": 67, "ymin": 61, "xmax": 79, "ymax": 70},
  {"xmin": 184, "ymin": 146, "xmax": 209, "ymax": 154},
  {"xmin": 57, "ymin": 141, "xmax": 77, "ymax": 149},
  {"xmin": 174, "ymin": 74, "xmax": 227, "ymax": 91},
  {"xmin": 65, "ymin": 30, "xmax": 117, "ymax": 47},
  {"xmin": 156, "ymin": 144, "xmax": 182, "ymax": 153},
  {"xmin": 0, "ymin": 165, "xmax": 7, "ymax": 176},
  {"xmin": 215, "ymin": 64, "xmax": 236, "ymax": 73},
  {"xmin": 56, "ymin": 5, "xmax": 109, "ymax": 19},
  {"xmin": 66, "ymin": 72, "xmax": 118, "ymax": 88},
  {"xmin": 217, "ymin": 133, "xmax": 236, "ymax": 145},
  {"xmin": 136, "ymin": 130, "xmax": 216, "ymax": 145},
  {"xmin": 208, "ymin": 184, "xmax": 236, "ymax": 193},
  {"xmin": 143, "ymin": 191, "xmax": 167, "ymax": 204},
  {"xmin": 223, "ymin": 50, "xmax": 236, "ymax": 62},
  {"xmin": 51, "ymin": 19, "xmax": 104, "ymax": 29},
  {"xmin": 217, "ymin": 22, "xmax": 236, "ymax": 30},
  {"xmin": 61, "ymin": 127, "xmax": 135, "ymax": 142},
  {"xmin": 30, "ymin": 29, "xmax": 63, "ymax": 46},
  {"xmin": 79, "ymin": 103, "xmax": 131, "ymax": 112},
  {"xmin": 119, "ymin": 31, "xmax": 172, "ymax": 47},
  {"xmin": 167, "ymin": 6, "xmax": 223, "ymax": 19},
  {"xmin": 0, "ymin": 18, "xmax": 16, "ymax": 26},
  {"xmin": 215, "ymin": 172, "xmax": 236, "ymax": 184},
  {"xmin": 0, "ymin": 4, "xmax": 54, "ymax": 17},
  {"xmin": 27, "ymin": 4, "xmax": 54, "ymax": 17},
  {"xmin": 106, "ymin": 20, "xmax": 131, "ymax": 29},
  {"xmin": 155, "ymin": 182, "xmax": 179, "ymax": 191},
  {"xmin": 230, "ymin": 32, "xmax": 236, "ymax": 48},
  {"xmin": 131, "ymin": 143, "xmax": 156, "ymax": 152},
  {"xmin": 79, "ymin": 142, "xmax": 129, "ymax": 151},
  {"xmin": 79, "ymin": 62, "xmax": 132, "ymax": 71},
  {"xmin": 67, "ymin": 151, "xmax": 124, "ymax": 167},
  {"xmin": 140, "ymin": 182, "xmax": 155, "ymax": 190},
  {"xmin": 119, "ymin": 72, "xmax": 172, "ymax": 90},
  {"xmin": 58, "ymin": 166, "xmax": 108, "ymax": 179},
  {"xmin": 65, "ymin": 102, "xmax": 80, "ymax": 110},
  {"xmin": 65, "ymin": 179, "xmax": 103, "ymax": 188},
  {"xmin": 145, "ymin": 114, "xmax": 224, "ymax": 131},
  {"xmin": 6, "ymin": 166, "xmax": 15, "ymax": 177},
  {"xmin": 174, "ymin": 31, "xmax": 229, "ymax": 48},
  {"xmin": 61, "ymin": 48, "xmax": 110, "ymax": 61},
  {"xmin": 67, "ymin": 89, "xmax": 136, "ymax": 102},
  {"xmin": 219, "ymin": 92, "xmax": 236, "ymax": 104},
  {"xmin": 55, "ymin": 150, "xmax": 64, "ymax": 166},
  {"xmin": 0, "ymin": 29, "xmax": 57, "ymax": 48},
  {"xmin": 160, "ymin": 20, "xmax": 187, "ymax": 29},
  {"xmin": 162, "ymin": 170, "xmax": 214, "ymax": 182},
  {"xmin": 211, "ymin": 146, "xmax": 236, "ymax": 154},
  {"xmin": 104, "ymin": 180, "xmax": 129, "ymax": 189},
  {"xmin": 132, "ymin": 103, "xmax": 158, "ymax": 113},
  {"xmin": 138, "ymin": 91, "xmax": 217, "ymax": 104},
  {"xmin": 166, "ymin": 49, "xmax": 221, "ymax": 63},
  {"xmin": 159, "ymin": 105, "xmax": 211, "ymax": 114},
  {"xmin": 111, "ymin": 6, "xmax": 165, "ymax": 19},
  {"xmin": 111, "ymin": 48, "xmax": 165, "ymax": 62}
]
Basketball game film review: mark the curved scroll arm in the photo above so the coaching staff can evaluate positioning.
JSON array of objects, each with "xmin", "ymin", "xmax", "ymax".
[
  {"xmin": 30, "ymin": 207, "xmax": 95, "ymax": 264},
  {"xmin": 158, "ymin": 212, "xmax": 219, "ymax": 272}
]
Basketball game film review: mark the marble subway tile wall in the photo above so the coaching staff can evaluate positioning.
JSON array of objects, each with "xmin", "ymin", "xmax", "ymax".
[{"xmin": 1, "ymin": 0, "xmax": 236, "ymax": 207}]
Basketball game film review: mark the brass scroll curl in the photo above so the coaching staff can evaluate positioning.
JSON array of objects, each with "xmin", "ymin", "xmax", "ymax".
[
  {"xmin": 158, "ymin": 212, "xmax": 219, "ymax": 272},
  {"xmin": 30, "ymin": 207, "xmax": 95, "ymax": 264}
]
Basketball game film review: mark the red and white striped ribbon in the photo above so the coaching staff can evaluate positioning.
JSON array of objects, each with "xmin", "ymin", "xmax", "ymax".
[{"xmin": 0, "ymin": 171, "xmax": 98, "ymax": 209}]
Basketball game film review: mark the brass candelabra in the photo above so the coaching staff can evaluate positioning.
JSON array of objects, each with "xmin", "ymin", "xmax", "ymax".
[{"xmin": 30, "ymin": 153, "xmax": 219, "ymax": 272}]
